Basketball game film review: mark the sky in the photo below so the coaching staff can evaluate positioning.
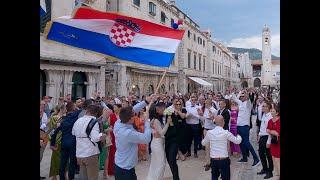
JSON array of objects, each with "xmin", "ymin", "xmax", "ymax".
[{"xmin": 175, "ymin": 0, "xmax": 280, "ymax": 56}]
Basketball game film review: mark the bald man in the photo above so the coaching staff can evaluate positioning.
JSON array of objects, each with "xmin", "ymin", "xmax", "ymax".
[{"xmin": 202, "ymin": 115, "xmax": 242, "ymax": 180}]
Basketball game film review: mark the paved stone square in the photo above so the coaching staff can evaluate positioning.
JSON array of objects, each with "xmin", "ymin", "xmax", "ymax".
[{"xmin": 41, "ymin": 116, "xmax": 278, "ymax": 180}]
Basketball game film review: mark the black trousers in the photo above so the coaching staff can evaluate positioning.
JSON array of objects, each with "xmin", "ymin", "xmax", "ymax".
[
  {"xmin": 165, "ymin": 142, "xmax": 180, "ymax": 180},
  {"xmin": 211, "ymin": 158, "xmax": 231, "ymax": 180},
  {"xmin": 59, "ymin": 145, "xmax": 76, "ymax": 180},
  {"xmin": 258, "ymin": 135, "xmax": 274, "ymax": 173},
  {"xmin": 187, "ymin": 124, "xmax": 202, "ymax": 155},
  {"xmin": 114, "ymin": 164, "xmax": 137, "ymax": 180}
]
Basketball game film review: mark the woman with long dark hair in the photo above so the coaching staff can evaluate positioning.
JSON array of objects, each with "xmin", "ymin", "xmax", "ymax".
[{"xmin": 107, "ymin": 104, "xmax": 121, "ymax": 177}]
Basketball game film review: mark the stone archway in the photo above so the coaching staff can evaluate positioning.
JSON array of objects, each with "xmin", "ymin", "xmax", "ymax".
[
  {"xmin": 72, "ymin": 72, "xmax": 87, "ymax": 101},
  {"xmin": 160, "ymin": 84, "xmax": 166, "ymax": 94},
  {"xmin": 132, "ymin": 85, "xmax": 140, "ymax": 97},
  {"xmin": 146, "ymin": 84, "xmax": 154, "ymax": 95},
  {"xmin": 241, "ymin": 81, "xmax": 248, "ymax": 88},
  {"xmin": 40, "ymin": 70, "xmax": 47, "ymax": 98},
  {"xmin": 253, "ymin": 78, "xmax": 261, "ymax": 87}
]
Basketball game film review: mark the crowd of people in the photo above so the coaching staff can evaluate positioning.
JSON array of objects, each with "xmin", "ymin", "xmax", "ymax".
[{"xmin": 40, "ymin": 87, "xmax": 280, "ymax": 180}]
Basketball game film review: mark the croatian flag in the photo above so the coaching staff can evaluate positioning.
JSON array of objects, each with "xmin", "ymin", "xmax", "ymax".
[
  {"xmin": 40, "ymin": 0, "xmax": 46, "ymax": 17},
  {"xmin": 46, "ymin": 7, "xmax": 185, "ymax": 67}
]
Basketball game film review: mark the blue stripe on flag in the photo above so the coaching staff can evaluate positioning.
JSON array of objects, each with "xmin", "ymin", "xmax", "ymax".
[
  {"xmin": 40, "ymin": 6, "xmax": 46, "ymax": 16},
  {"xmin": 47, "ymin": 22, "xmax": 174, "ymax": 67}
]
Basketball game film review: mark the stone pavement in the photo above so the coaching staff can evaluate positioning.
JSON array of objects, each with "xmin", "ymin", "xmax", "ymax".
[{"xmin": 41, "ymin": 115, "xmax": 278, "ymax": 180}]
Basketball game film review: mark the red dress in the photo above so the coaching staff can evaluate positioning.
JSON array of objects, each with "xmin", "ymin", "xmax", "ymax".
[
  {"xmin": 267, "ymin": 118, "xmax": 280, "ymax": 158},
  {"xmin": 107, "ymin": 113, "xmax": 118, "ymax": 175}
]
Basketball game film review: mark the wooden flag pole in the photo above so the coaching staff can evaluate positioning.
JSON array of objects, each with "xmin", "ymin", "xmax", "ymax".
[{"xmin": 155, "ymin": 69, "xmax": 167, "ymax": 94}]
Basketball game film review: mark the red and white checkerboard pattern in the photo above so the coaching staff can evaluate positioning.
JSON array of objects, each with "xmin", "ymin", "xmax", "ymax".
[{"xmin": 109, "ymin": 23, "xmax": 136, "ymax": 47}]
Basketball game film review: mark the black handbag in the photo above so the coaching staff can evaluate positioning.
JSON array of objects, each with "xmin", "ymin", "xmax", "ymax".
[{"xmin": 271, "ymin": 135, "xmax": 278, "ymax": 144}]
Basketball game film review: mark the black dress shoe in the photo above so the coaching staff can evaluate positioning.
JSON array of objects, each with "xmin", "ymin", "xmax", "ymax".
[
  {"xmin": 40, "ymin": 176, "xmax": 46, "ymax": 179},
  {"xmin": 264, "ymin": 172, "xmax": 273, "ymax": 179},
  {"xmin": 204, "ymin": 164, "xmax": 211, "ymax": 171},
  {"xmin": 257, "ymin": 169, "xmax": 267, "ymax": 175}
]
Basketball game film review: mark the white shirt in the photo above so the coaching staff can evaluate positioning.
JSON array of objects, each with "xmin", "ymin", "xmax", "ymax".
[
  {"xmin": 186, "ymin": 105, "xmax": 201, "ymax": 124},
  {"xmin": 257, "ymin": 102, "xmax": 263, "ymax": 121},
  {"xmin": 259, "ymin": 112, "xmax": 272, "ymax": 136},
  {"xmin": 200, "ymin": 106, "xmax": 217, "ymax": 130},
  {"xmin": 40, "ymin": 113, "xmax": 48, "ymax": 131},
  {"xmin": 212, "ymin": 100, "xmax": 220, "ymax": 110},
  {"xmin": 185, "ymin": 100, "xmax": 191, "ymax": 107},
  {"xmin": 202, "ymin": 126, "xmax": 242, "ymax": 158},
  {"xmin": 224, "ymin": 94, "xmax": 232, "ymax": 100},
  {"xmin": 231, "ymin": 94, "xmax": 252, "ymax": 126},
  {"xmin": 72, "ymin": 115, "xmax": 103, "ymax": 158}
]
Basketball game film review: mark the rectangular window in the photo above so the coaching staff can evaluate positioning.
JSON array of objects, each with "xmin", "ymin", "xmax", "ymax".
[
  {"xmin": 203, "ymin": 58, "xmax": 205, "ymax": 71},
  {"xmin": 213, "ymin": 61, "xmax": 215, "ymax": 74},
  {"xmin": 188, "ymin": 51, "xmax": 191, "ymax": 68},
  {"xmin": 133, "ymin": 0, "xmax": 140, "ymax": 7},
  {"xmin": 194, "ymin": 54, "xmax": 197, "ymax": 69},
  {"xmin": 199, "ymin": 55, "xmax": 201, "ymax": 70},
  {"xmin": 203, "ymin": 40, "xmax": 205, "ymax": 47},
  {"xmin": 212, "ymin": 46, "xmax": 216, "ymax": 52},
  {"xmin": 161, "ymin": 11, "xmax": 166, "ymax": 23},
  {"xmin": 194, "ymin": 34, "xmax": 196, "ymax": 41},
  {"xmin": 149, "ymin": 2, "xmax": 156, "ymax": 16},
  {"xmin": 188, "ymin": 30, "xmax": 191, "ymax": 38}
]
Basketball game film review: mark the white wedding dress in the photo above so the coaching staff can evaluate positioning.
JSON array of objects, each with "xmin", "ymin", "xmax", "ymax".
[{"xmin": 146, "ymin": 118, "xmax": 169, "ymax": 180}]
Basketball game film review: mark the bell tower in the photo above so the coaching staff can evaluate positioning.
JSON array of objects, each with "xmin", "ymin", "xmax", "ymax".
[{"xmin": 262, "ymin": 24, "xmax": 272, "ymax": 85}]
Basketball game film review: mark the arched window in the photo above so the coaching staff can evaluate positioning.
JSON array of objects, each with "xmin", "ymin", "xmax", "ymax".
[
  {"xmin": 40, "ymin": 70, "xmax": 46, "ymax": 98},
  {"xmin": 72, "ymin": 72, "xmax": 87, "ymax": 101}
]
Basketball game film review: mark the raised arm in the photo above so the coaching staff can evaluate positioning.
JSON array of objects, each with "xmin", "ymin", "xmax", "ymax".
[
  {"xmin": 154, "ymin": 119, "xmax": 169, "ymax": 136},
  {"xmin": 126, "ymin": 121, "xmax": 152, "ymax": 144}
]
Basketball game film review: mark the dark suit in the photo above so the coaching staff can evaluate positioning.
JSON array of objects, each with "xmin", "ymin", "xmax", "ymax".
[
  {"xmin": 51, "ymin": 110, "xmax": 82, "ymax": 180},
  {"xmin": 217, "ymin": 109, "xmax": 230, "ymax": 130}
]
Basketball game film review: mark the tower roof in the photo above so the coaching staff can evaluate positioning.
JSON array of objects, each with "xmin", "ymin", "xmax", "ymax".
[{"xmin": 263, "ymin": 24, "xmax": 270, "ymax": 32}]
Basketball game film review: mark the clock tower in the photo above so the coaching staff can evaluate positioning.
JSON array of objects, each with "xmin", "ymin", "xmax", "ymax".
[{"xmin": 262, "ymin": 25, "xmax": 273, "ymax": 85}]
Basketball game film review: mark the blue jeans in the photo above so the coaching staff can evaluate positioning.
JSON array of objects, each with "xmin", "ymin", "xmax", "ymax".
[
  {"xmin": 237, "ymin": 125, "xmax": 259, "ymax": 160},
  {"xmin": 114, "ymin": 164, "xmax": 137, "ymax": 180},
  {"xmin": 211, "ymin": 158, "xmax": 230, "ymax": 180}
]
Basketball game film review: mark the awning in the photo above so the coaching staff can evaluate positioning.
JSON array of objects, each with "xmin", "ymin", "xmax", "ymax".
[{"xmin": 188, "ymin": 77, "xmax": 213, "ymax": 86}]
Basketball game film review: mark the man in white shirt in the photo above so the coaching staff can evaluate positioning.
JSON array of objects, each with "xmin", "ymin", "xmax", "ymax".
[
  {"xmin": 202, "ymin": 115, "xmax": 242, "ymax": 180},
  {"xmin": 256, "ymin": 96, "xmax": 264, "ymax": 135},
  {"xmin": 186, "ymin": 96, "xmax": 202, "ymax": 158},
  {"xmin": 257, "ymin": 102, "xmax": 274, "ymax": 179},
  {"xmin": 231, "ymin": 91, "xmax": 260, "ymax": 167},
  {"xmin": 72, "ymin": 105, "xmax": 108, "ymax": 180}
]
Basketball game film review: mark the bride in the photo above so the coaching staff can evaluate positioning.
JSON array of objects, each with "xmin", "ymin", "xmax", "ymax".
[{"xmin": 146, "ymin": 102, "xmax": 172, "ymax": 180}]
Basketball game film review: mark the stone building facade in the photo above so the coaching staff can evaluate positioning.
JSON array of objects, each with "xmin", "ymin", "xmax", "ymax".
[{"xmin": 40, "ymin": 0, "xmax": 242, "ymax": 102}]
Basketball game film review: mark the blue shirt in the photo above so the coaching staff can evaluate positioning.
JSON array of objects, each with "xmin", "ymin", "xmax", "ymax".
[{"xmin": 113, "ymin": 101, "xmax": 151, "ymax": 170}]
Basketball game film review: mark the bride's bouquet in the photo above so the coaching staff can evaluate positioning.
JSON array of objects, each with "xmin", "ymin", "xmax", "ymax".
[{"xmin": 163, "ymin": 107, "xmax": 174, "ymax": 126}]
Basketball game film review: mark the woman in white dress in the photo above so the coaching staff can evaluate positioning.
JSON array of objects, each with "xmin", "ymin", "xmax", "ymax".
[{"xmin": 146, "ymin": 104, "xmax": 172, "ymax": 180}]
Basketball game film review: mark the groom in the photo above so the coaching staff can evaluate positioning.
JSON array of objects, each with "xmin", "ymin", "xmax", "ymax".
[{"xmin": 162, "ymin": 102, "xmax": 180, "ymax": 180}]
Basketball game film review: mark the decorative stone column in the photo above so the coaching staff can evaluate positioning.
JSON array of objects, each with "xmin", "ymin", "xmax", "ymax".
[
  {"xmin": 64, "ymin": 71, "xmax": 74, "ymax": 96},
  {"xmin": 178, "ymin": 70, "xmax": 187, "ymax": 94},
  {"xmin": 118, "ymin": 65, "xmax": 127, "ymax": 96},
  {"xmin": 99, "ymin": 66, "xmax": 106, "ymax": 97},
  {"xmin": 86, "ymin": 72, "xmax": 96, "ymax": 99}
]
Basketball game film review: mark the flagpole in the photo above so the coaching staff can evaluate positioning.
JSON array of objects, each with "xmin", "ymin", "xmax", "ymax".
[{"xmin": 155, "ymin": 69, "xmax": 167, "ymax": 94}]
